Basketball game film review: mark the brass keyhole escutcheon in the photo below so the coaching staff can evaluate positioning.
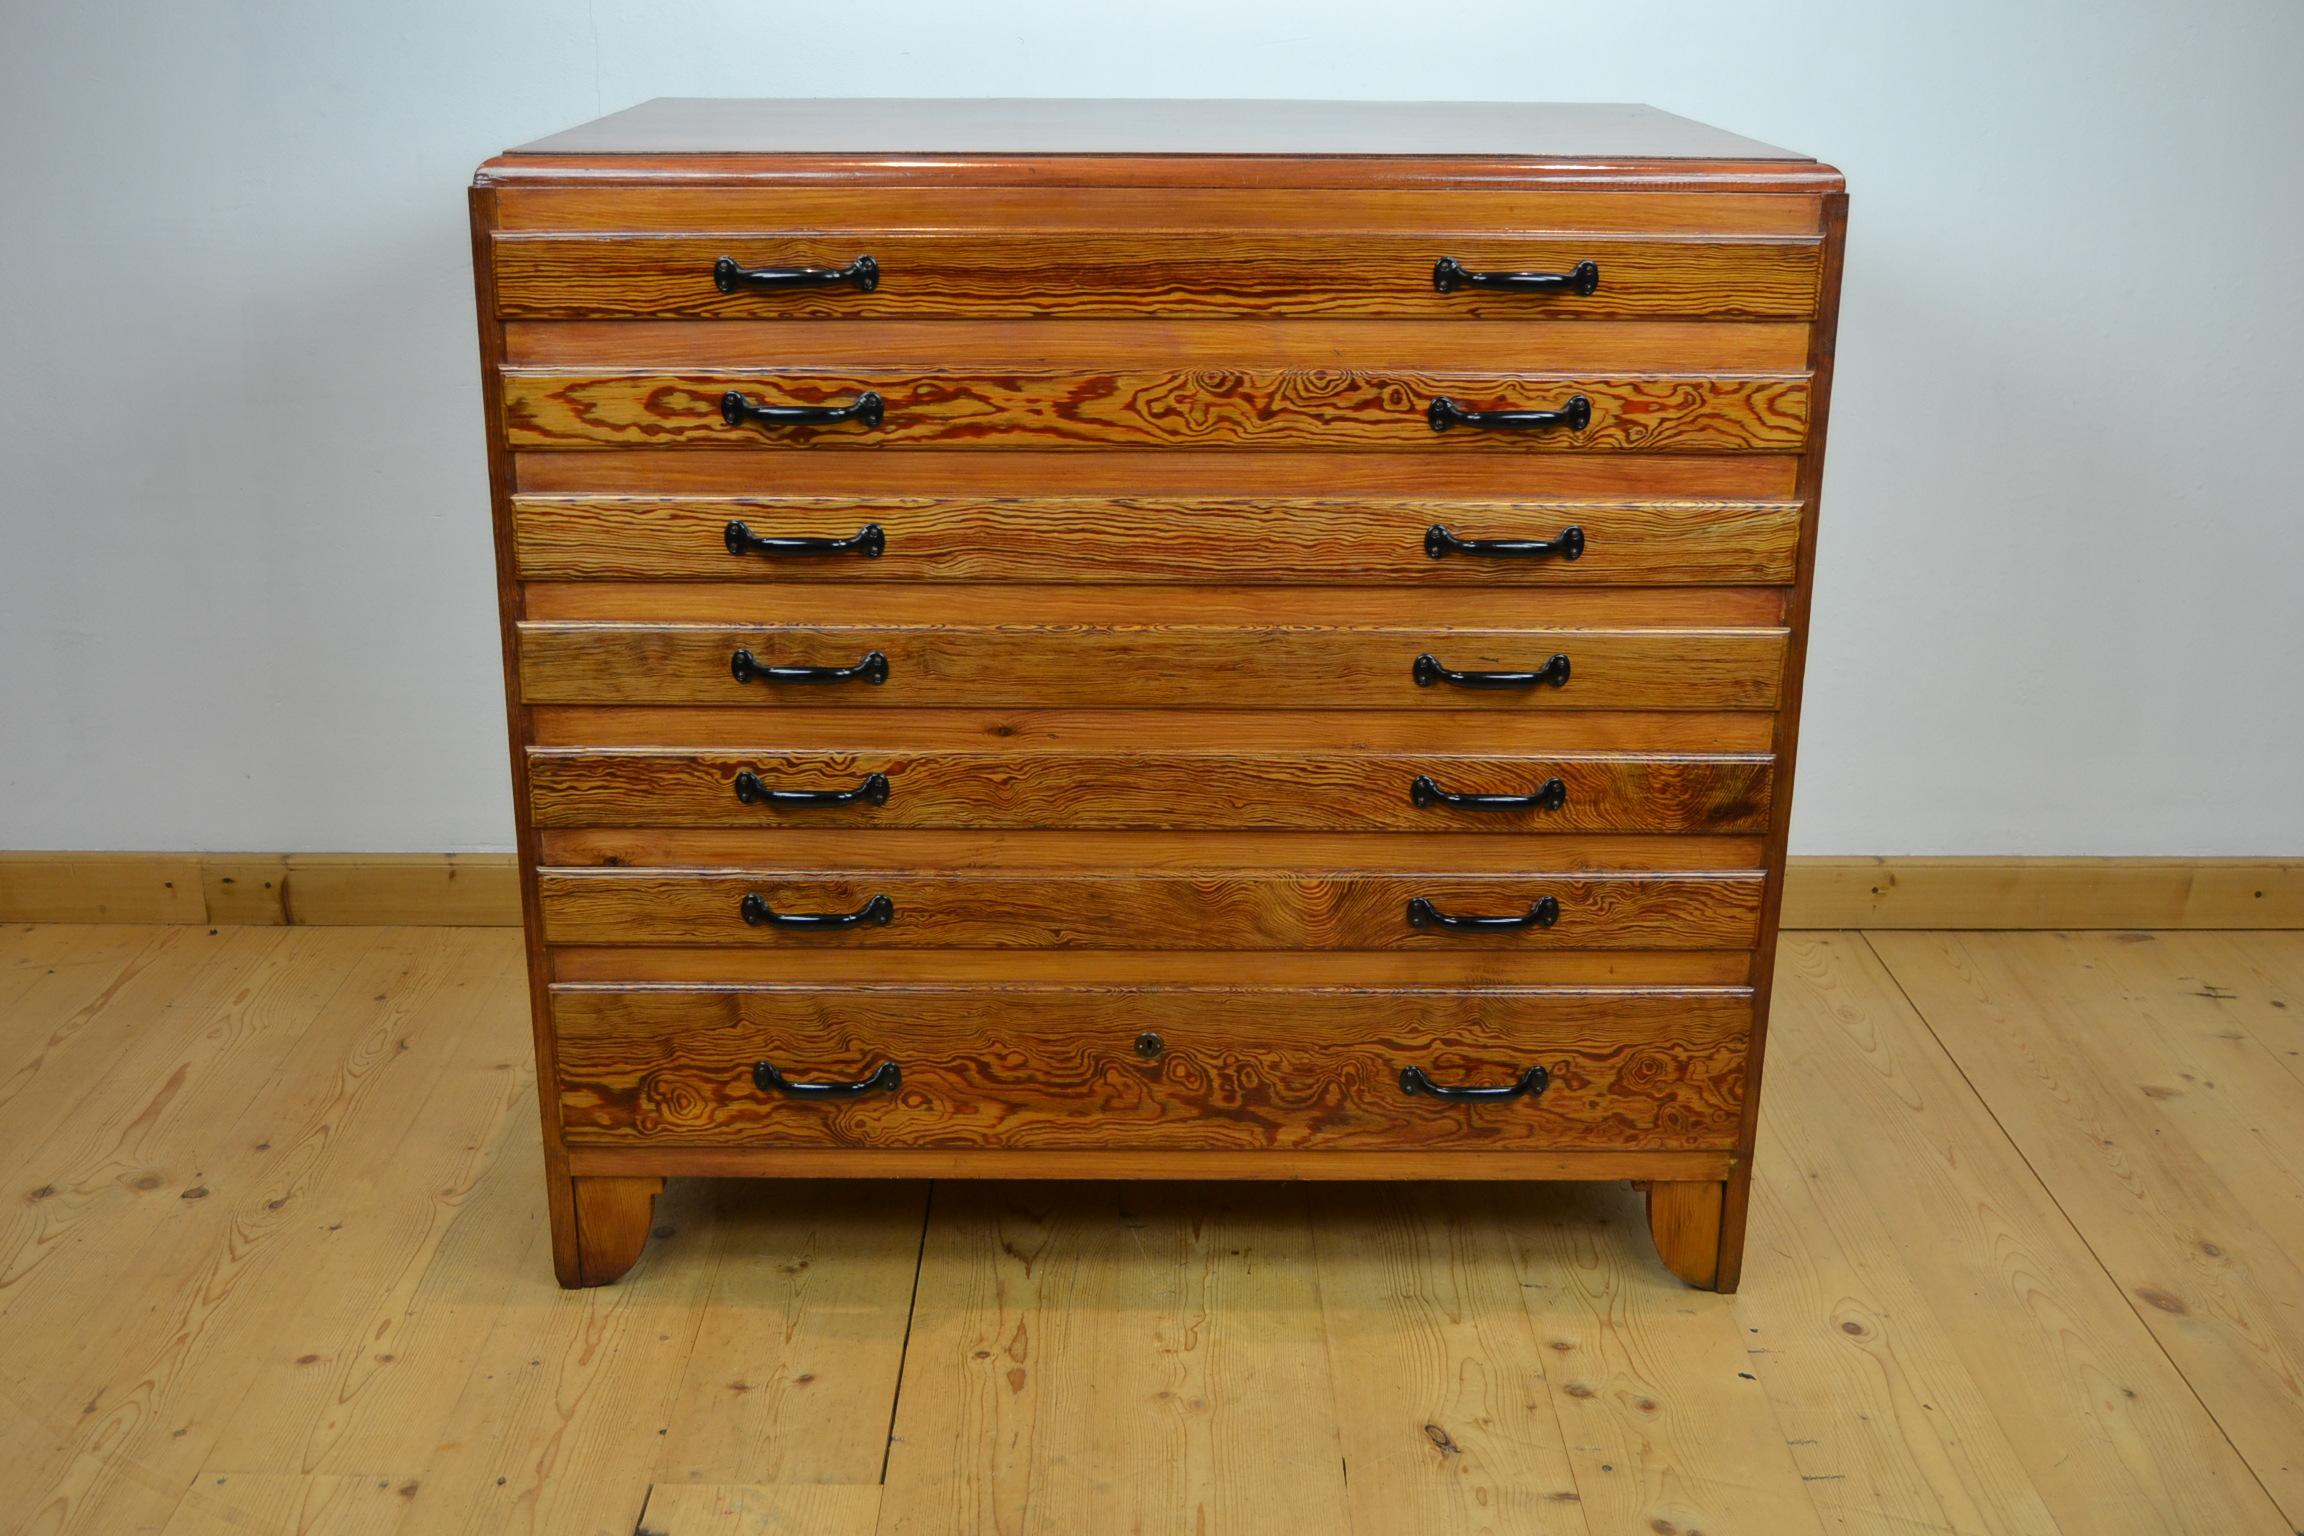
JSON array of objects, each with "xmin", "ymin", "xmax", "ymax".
[{"xmin": 1134, "ymin": 1032, "xmax": 1165, "ymax": 1059}]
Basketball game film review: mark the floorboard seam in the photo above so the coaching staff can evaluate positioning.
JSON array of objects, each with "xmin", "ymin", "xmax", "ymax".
[
  {"xmin": 1852, "ymin": 928, "xmax": 2292, "ymax": 1529},
  {"xmin": 878, "ymin": 1180, "xmax": 937, "ymax": 1487}
]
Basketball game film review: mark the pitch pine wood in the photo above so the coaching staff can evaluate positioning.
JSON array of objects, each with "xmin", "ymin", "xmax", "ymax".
[
  {"xmin": 526, "ymin": 746, "xmax": 1775, "ymax": 833},
  {"xmin": 493, "ymin": 230, "xmax": 1823, "ymax": 321},
  {"xmin": 514, "ymin": 621, "xmax": 1789, "ymax": 711},
  {"xmin": 501, "ymin": 368, "xmax": 1810, "ymax": 453},
  {"xmin": 8, "ymin": 924, "xmax": 2304, "ymax": 1533},
  {"xmin": 459, "ymin": 106, "xmax": 1850, "ymax": 1295},
  {"xmin": 534, "ymin": 868, "xmax": 1766, "ymax": 950},
  {"xmin": 549, "ymin": 985, "xmax": 1751, "ymax": 1152},
  {"xmin": 509, "ymin": 494, "xmax": 1806, "ymax": 585}
]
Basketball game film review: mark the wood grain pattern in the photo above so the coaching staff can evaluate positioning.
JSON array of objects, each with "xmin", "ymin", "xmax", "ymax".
[
  {"xmin": 552, "ymin": 984, "xmax": 1751, "ymax": 1153},
  {"xmin": 546, "ymin": 945, "xmax": 1754, "ymax": 989},
  {"xmin": 494, "ymin": 230, "xmax": 1821, "ymax": 321},
  {"xmin": 514, "ymin": 444, "xmax": 1803, "ymax": 500},
  {"xmin": 502, "ymin": 318, "xmax": 1813, "ymax": 373},
  {"xmin": 1645, "ymin": 1178, "xmax": 1727, "ymax": 1288},
  {"xmin": 534, "ymin": 868, "xmax": 1765, "ymax": 950},
  {"xmin": 571, "ymin": 1174, "xmax": 663, "ymax": 1286},
  {"xmin": 532, "ymin": 827, "xmax": 1771, "ymax": 875},
  {"xmin": 519, "ymin": 578, "xmax": 1785, "ymax": 626},
  {"xmin": 511, "ymin": 494, "xmax": 1804, "ymax": 584},
  {"xmin": 500, "ymin": 369, "xmax": 1810, "ymax": 452},
  {"xmin": 490, "ymin": 186, "xmax": 1829, "ymax": 236},
  {"xmin": 1868, "ymin": 931, "xmax": 2304, "ymax": 1523},
  {"xmin": 526, "ymin": 746, "xmax": 1774, "ymax": 833},
  {"xmin": 528, "ymin": 704, "xmax": 1780, "ymax": 753},
  {"xmin": 515, "ymin": 621, "xmax": 1789, "ymax": 710}
]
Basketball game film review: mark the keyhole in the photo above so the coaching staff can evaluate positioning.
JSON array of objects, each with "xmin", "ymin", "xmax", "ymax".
[{"xmin": 1134, "ymin": 1032, "xmax": 1165, "ymax": 1060}]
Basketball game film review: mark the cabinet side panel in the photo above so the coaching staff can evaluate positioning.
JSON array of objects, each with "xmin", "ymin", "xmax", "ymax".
[
  {"xmin": 1724, "ymin": 189, "xmax": 1849, "ymax": 1290},
  {"xmin": 471, "ymin": 183, "xmax": 580, "ymax": 1285}
]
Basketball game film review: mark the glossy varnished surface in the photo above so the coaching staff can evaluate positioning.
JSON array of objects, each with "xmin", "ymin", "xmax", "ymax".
[
  {"xmin": 550, "ymin": 984, "xmax": 1752, "ymax": 1151},
  {"xmin": 506, "ymin": 97, "xmax": 1816, "ymax": 162},
  {"xmin": 468, "ymin": 99, "xmax": 1845, "ymax": 1296}
]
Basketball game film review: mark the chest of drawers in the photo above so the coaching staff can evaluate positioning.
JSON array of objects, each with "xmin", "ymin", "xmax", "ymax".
[{"xmin": 469, "ymin": 98, "xmax": 1846, "ymax": 1291}]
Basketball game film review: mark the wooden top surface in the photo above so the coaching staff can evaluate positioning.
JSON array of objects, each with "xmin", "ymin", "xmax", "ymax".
[{"xmin": 508, "ymin": 98, "xmax": 1813, "ymax": 162}]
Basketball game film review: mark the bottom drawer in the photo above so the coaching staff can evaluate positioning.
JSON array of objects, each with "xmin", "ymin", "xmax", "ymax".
[{"xmin": 552, "ymin": 984, "xmax": 1751, "ymax": 1152}]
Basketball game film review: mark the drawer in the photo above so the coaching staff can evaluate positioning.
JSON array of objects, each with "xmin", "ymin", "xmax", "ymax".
[
  {"xmin": 515, "ymin": 621, "xmax": 1788, "ymax": 711},
  {"xmin": 510, "ymin": 495, "xmax": 1803, "ymax": 585},
  {"xmin": 534, "ymin": 868, "xmax": 1765, "ymax": 949},
  {"xmin": 526, "ymin": 747, "xmax": 1775, "ymax": 834},
  {"xmin": 551, "ymin": 984, "xmax": 1754, "ymax": 1151},
  {"xmin": 499, "ymin": 368, "xmax": 1809, "ymax": 453},
  {"xmin": 492, "ymin": 230, "xmax": 1821, "ymax": 321}
]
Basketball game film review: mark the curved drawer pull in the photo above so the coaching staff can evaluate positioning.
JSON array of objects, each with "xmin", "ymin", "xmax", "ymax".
[
  {"xmin": 1413, "ymin": 652, "xmax": 1570, "ymax": 691},
  {"xmin": 731, "ymin": 648, "xmax": 889, "ymax": 687},
  {"xmin": 1399, "ymin": 1064, "xmax": 1551, "ymax": 1101},
  {"xmin": 1410, "ymin": 775, "xmax": 1568, "ymax": 813},
  {"xmin": 725, "ymin": 520, "xmax": 885, "ymax": 559},
  {"xmin": 1406, "ymin": 895, "xmax": 1561, "ymax": 932},
  {"xmin": 715, "ymin": 253, "xmax": 880, "ymax": 293},
  {"xmin": 722, "ymin": 389, "xmax": 885, "ymax": 431},
  {"xmin": 733, "ymin": 770, "xmax": 891, "ymax": 808},
  {"xmin": 1432, "ymin": 256, "xmax": 1599, "ymax": 297},
  {"xmin": 1427, "ymin": 394, "xmax": 1591, "ymax": 434},
  {"xmin": 739, "ymin": 892, "xmax": 895, "ymax": 929},
  {"xmin": 752, "ymin": 1059, "xmax": 902, "ymax": 1097},
  {"xmin": 1425, "ymin": 524, "xmax": 1585, "ymax": 562}
]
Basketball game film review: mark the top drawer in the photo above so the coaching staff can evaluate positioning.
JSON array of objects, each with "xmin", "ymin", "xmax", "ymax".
[{"xmin": 490, "ymin": 229, "xmax": 1822, "ymax": 322}]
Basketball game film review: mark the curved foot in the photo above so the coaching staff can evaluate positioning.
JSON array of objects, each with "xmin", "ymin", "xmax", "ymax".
[
  {"xmin": 1646, "ymin": 1178, "xmax": 1731, "ymax": 1291},
  {"xmin": 569, "ymin": 1175, "xmax": 665, "ymax": 1288}
]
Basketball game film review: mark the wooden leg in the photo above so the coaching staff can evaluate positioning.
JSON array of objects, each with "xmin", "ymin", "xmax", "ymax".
[
  {"xmin": 1646, "ymin": 1177, "xmax": 1733, "ymax": 1291},
  {"xmin": 565, "ymin": 1175, "xmax": 665, "ymax": 1288}
]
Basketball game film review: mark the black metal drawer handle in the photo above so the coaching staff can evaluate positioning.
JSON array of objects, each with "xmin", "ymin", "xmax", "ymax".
[
  {"xmin": 731, "ymin": 649, "xmax": 889, "ymax": 687},
  {"xmin": 752, "ymin": 1059, "xmax": 902, "ymax": 1097},
  {"xmin": 1432, "ymin": 257, "xmax": 1599, "ymax": 297},
  {"xmin": 715, "ymin": 254, "xmax": 880, "ymax": 293},
  {"xmin": 739, "ymin": 892, "xmax": 895, "ymax": 929},
  {"xmin": 1425, "ymin": 524, "xmax": 1585, "ymax": 562},
  {"xmin": 1428, "ymin": 394, "xmax": 1591, "ymax": 434},
  {"xmin": 725, "ymin": 520, "xmax": 885, "ymax": 559},
  {"xmin": 1406, "ymin": 895, "xmax": 1561, "ymax": 932},
  {"xmin": 1413, "ymin": 653, "xmax": 1570, "ymax": 690},
  {"xmin": 734, "ymin": 770, "xmax": 890, "ymax": 808},
  {"xmin": 1410, "ymin": 775, "xmax": 1568, "ymax": 813},
  {"xmin": 722, "ymin": 390, "xmax": 885, "ymax": 431},
  {"xmin": 1399, "ymin": 1064, "xmax": 1551, "ymax": 1101}
]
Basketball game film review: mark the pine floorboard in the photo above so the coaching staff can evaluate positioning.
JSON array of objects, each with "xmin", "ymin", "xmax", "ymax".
[{"xmin": 0, "ymin": 924, "xmax": 2295, "ymax": 1535}]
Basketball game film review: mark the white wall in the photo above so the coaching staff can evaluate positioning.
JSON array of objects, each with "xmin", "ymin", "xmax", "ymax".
[{"xmin": 2, "ymin": 1, "xmax": 2299, "ymax": 855}]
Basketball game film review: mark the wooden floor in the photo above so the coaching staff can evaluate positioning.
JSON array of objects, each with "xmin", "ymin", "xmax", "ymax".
[{"xmin": 1, "ymin": 926, "xmax": 2300, "ymax": 1534}]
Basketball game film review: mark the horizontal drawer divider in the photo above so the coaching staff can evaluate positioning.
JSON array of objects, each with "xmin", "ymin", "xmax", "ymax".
[
  {"xmin": 511, "ymin": 446, "xmax": 1805, "ymax": 501},
  {"xmin": 533, "ymin": 828, "xmax": 1773, "ymax": 875}
]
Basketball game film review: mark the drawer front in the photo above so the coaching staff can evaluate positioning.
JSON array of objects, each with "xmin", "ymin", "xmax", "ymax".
[
  {"xmin": 527, "ymin": 748, "xmax": 1775, "ymax": 834},
  {"xmin": 516, "ymin": 623, "xmax": 1787, "ymax": 711},
  {"xmin": 500, "ymin": 369, "xmax": 1809, "ymax": 453},
  {"xmin": 551, "ymin": 985, "xmax": 1753, "ymax": 1151},
  {"xmin": 535, "ymin": 869, "xmax": 1764, "ymax": 949},
  {"xmin": 493, "ymin": 231, "xmax": 1821, "ymax": 321},
  {"xmin": 512, "ymin": 495, "xmax": 1803, "ymax": 585}
]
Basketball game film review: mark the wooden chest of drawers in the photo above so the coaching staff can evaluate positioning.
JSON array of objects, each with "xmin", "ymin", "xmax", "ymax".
[{"xmin": 469, "ymin": 98, "xmax": 1846, "ymax": 1291}]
